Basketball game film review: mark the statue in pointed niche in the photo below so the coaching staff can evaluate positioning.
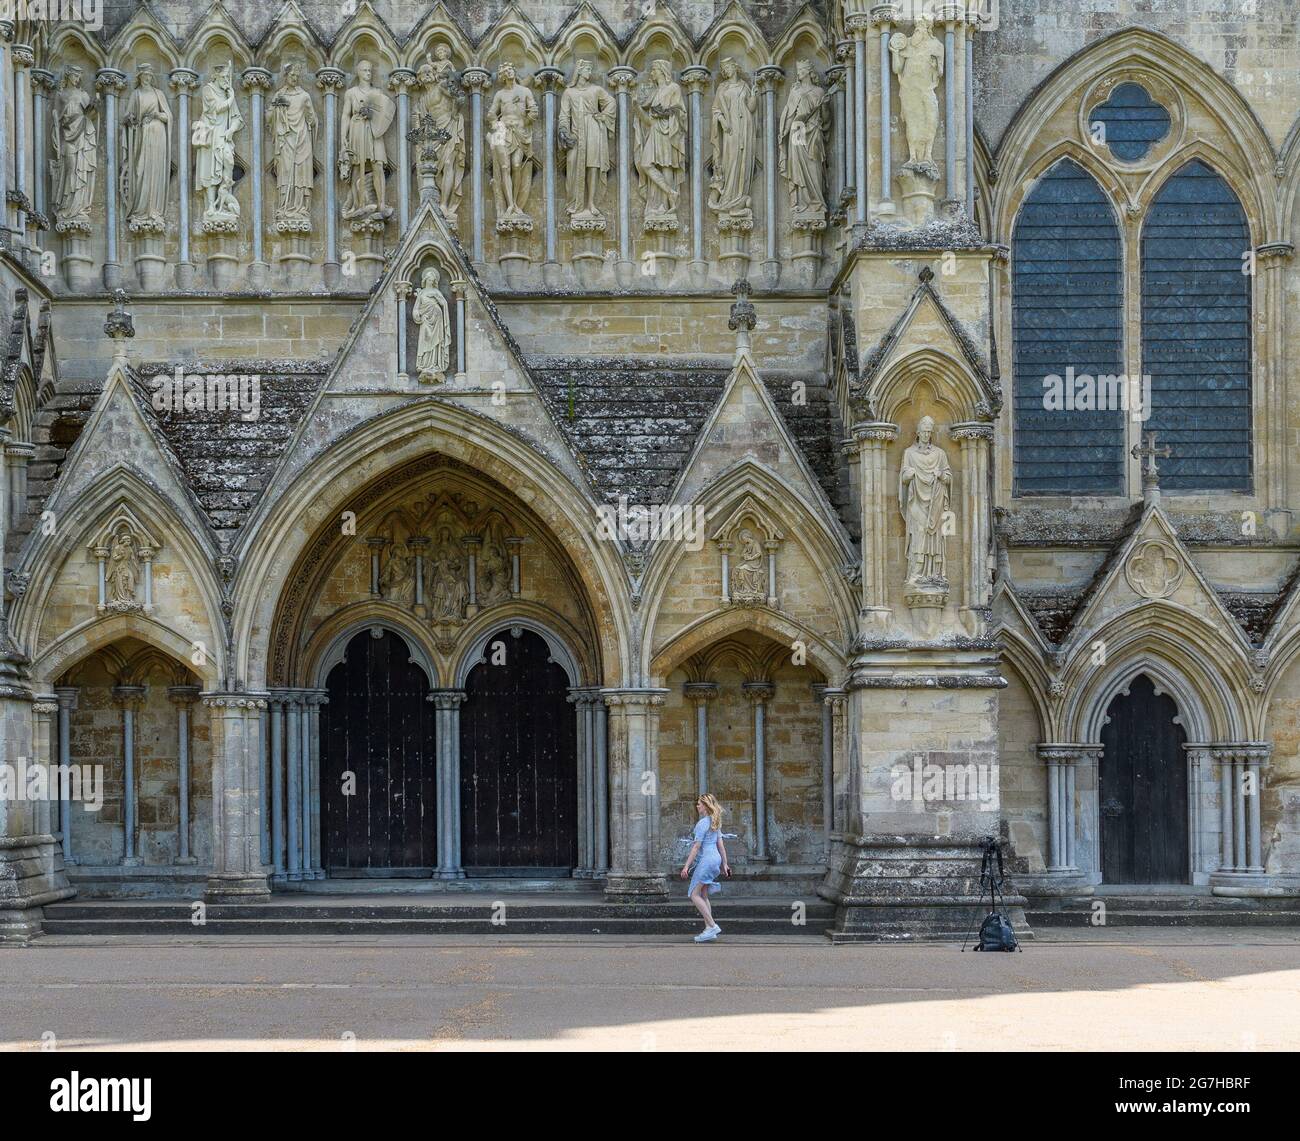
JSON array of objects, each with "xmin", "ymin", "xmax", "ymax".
[
  {"xmin": 487, "ymin": 61, "xmax": 538, "ymax": 224},
  {"xmin": 412, "ymin": 267, "xmax": 451, "ymax": 384},
  {"xmin": 339, "ymin": 60, "xmax": 395, "ymax": 223},
  {"xmin": 380, "ymin": 539, "xmax": 416, "ymax": 605},
  {"xmin": 890, "ymin": 17, "xmax": 944, "ymax": 168},
  {"xmin": 708, "ymin": 57, "xmax": 758, "ymax": 226},
  {"xmin": 416, "ymin": 45, "xmax": 465, "ymax": 218},
  {"xmin": 106, "ymin": 524, "xmax": 140, "ymax": 606},
  {"xmin": 558, "ymin": 60, "xmax": 616, "ymax": 224},
  {"xmin": 121, "ymin": 63, "xmax": 172, "ymax": 233},
  {"xmin": 193, "ymin": 62, "xmax": 243, "ymax": 228},
  {"xmin": 428, "ymin": 527, "xmax": 468, "ymax": 622},
  {"xmin": 269, "ymin": 62, "xmax": 317, "ymax": 232},
  {"xmin": 51, "ymin": 64, "xmax": 97, "ymax": 232},
  {"xmin": 899, "ymin": 415, "xmax": 952, "ymax": 584},
  {"xmin": 731, "ymin": 527, "xmax": 766, "ymax": 603},
  {"xmin": 633, "ymin": 59, "xmax": 686, "ymax": 228},
  {"xmin": 778, "ymin": 59, "xmax": 829, "ymax": 224}
]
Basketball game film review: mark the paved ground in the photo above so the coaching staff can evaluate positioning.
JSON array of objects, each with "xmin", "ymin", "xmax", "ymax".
[{"xmin": 2, "ymin": 927, "xmax": 1298, "ymax": 1051}]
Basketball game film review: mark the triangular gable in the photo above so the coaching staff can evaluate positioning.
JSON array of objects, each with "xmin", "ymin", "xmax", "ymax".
[
  {"xmin": 669, "ymin": 354, "xmax": 851, "ymax": 548},
  {"xmin": 1261, "ymin": 553, "xmax": 1300, "ymax": 654},
  {"xmin": 1058, "ymin": 502, "xmax": 1254, "ymax": 658},
  {"xmin": 992, "ymin": 576, "xmax": 1054, "ymax": 660}
]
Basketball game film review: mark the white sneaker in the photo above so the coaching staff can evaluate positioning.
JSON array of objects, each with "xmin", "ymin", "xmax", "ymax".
[
  {"xmin": 708, "ymin": 924, "xmax": 722, "ymax": 937},
  {"xmin": 693, "ymin": 929, "xmax": 718, "ymax": 942}
]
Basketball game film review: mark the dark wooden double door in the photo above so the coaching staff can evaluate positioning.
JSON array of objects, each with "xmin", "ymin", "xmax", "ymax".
[
  {"xmin": 320, "ymin": 628, "xmax": 576, "ymax": 876},
  {"xmin": 1099, "ymin": 674, "xmax": 1189, "ymax": 884}
]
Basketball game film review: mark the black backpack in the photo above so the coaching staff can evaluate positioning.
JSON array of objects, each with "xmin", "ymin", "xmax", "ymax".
[{"xmin": 966, "ymin": 838, "xmax": 1021, "ymax": 953}]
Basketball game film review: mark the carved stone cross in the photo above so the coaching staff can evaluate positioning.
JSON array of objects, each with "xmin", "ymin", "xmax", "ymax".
[{"xmin": 1131, "ymin": 430, "xmax": 1172, "ymax": 498}]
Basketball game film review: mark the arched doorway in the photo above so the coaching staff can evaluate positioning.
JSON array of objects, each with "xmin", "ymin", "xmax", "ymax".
[
  {"xmin": 459, "ymin": 627, "xmax": 577, "ymax": 873},
  {"xmin": 320, "ymin": 629, "xmax": 437, "ymax": 875},
  {"xmin": 1099, "ymin": 673, "xmax": 1189, "ymax": 884}
]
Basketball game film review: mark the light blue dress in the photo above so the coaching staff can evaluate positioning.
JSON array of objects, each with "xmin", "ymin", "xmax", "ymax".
[{"xmin": 688, "ymin": 816, "xmax": 723, "ymax": 896}]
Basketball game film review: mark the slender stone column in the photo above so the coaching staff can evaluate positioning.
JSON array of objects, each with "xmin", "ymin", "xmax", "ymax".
[
  {"xmin": 1243, "ymin": 744, "xmax": 1269, "ymax": 874},
  {"xmin": 298, "ymin": 696, "xmax": 312, "ymax": 880},
  {"xmin": 240, "ymin": 68, "xmax": 272, "ymax": 289},
  {"xmin": 873, "ymin": 4, "xmax": 897, "ymax": 212},
  {"xmin": 535, "ymin": 67, "xmax": 563, "ymax": 284},
  {"xmin": 756, "ymin": 65, "xmax": 783, "ymax": 287},
  {"xmin": 684, "ymin": 682, "xmax": 717, "ymax": 796},
  {"xmin": 825, "ymin": 62, "xmax": 845, "ymax": 216},
  {"xmin": 461, "ymin": 67, "xmax": 491, "ymax": 268},
  {"xmin": 12, "ymin": 42, "xmax": 32, "ymax": 238},
  {"xmin": 1233, "ymin": 749, "xmax": 1247, "ymax": 872},
  {"xmin": 452, "ymin": 279, "xmax": 467, "ymax": 380},
  {"xmin": 743, "ymin": 682, "xmax": 774, "ymax": 863},
  {"xmin": 202, "ymin": 693, "xmax": 271, "ymax": 901},
  {"xmin": 942, "ymin": 8, "xmax": 957, "ymax": 204},
  {"xmin": 306, "ymin": 690, "xmax": 328, "ymax": 878},
  {"xmin": 964, "ymin": 8, "xmax": 978, "ymax": 218},
  {"xmin": 388, "ymin": 67, "xmax": 416, "ymax": 234},
  {"xmin": 31, "ymin": 697, "xmax": 57, "ymax": 847},
  {"xmin": 603, "ymin": 689, "xmax": 669, "ymax": 898},
  {"xmin": 609, "ymin": 66, "xmax": 637, "ymax": 286},
  {"xmin": 681, "ymin": 66, "xmax": 709, "ymax": 285},
  {"xmin": 112, "ymin": 686, "xmax": 146, "ymax": 866},
  {"xmin": 284, "ymin": 690, "xmax": 302, "ymax": 880},
  {"xmin": 836, "ymin": 41, "xmax": 855, "ymax": 227},
  {"xmin": 568, "ymin": 687, "xmax": 601, "ymax": 877},
  {"xmin": 814, "ymin": 685, "xmax": 839, "ymax": 863},
  {"xmin": 395, "ymin": 278, "xmax": 411, "ymax": 379},
  {"xmin": 1037, "ymin": 745, "xmax": 1097, "ymax": 874},
  {"xmin": 5, "ymin": 440, "xmax": 33, "ymax": 529},
  {"xmin": 952, "ymin": 422, "xmax": 994, "ymax": 618},
  {"xmin": 268, "ymin": 693, "xmax": 285, "ymax": 878},
  {"xmin": 847, "ymin": 17, "xmax": 870, "ymax": 228},
  {"xmin": 429, "ymin": 690, "xmax": 467, "ymax": 878},
  {"xmin": 852, "ymin": 421, "xmax": 899, "ymax": 630},
  {"xmin": 315, "ymin": 68, "xmax": 346, "ymax": 288},
  {"xmin": 594, "ymin": 694, "xmax": 610, "ymax": 874},
  {"xmin": 1217, "ymin": 746, "xmax": 1235, "ymax": 871},
  {"xmin": 95, "ymin": 68, "xmax": 127, "ymax": 288},
  {"xmin": 169, "ymin": 69, "xmax": 198, "ymax": 288},
  {"xmin": 168, "ymin": 686, "xmax": 200, "ymax": 865},
  {"xmin": 31, "ymin": 68, "xmax": 53, "ymax": 221},
  {"xmin": 54, "ymin": 687, "xmax": 77, "ymax": 863},
  {"xmin": 0, "ymin": 24, "xmax": 11, "ymax": 238}
]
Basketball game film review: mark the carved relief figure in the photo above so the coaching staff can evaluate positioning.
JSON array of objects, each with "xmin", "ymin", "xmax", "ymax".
[
  {"xmin": 269, "ymin": 62, "xmax": 317, "ymax": 231},
  {"xmin": 558, "ymin": 60, "xmax": 616, "ymax": 224},
  {"xmin": 899, "ymin": 415, "xmax": 952, "ymax": 584},
  {"xmin": 416, "ymin": 46, "xmax": 465, "ymax": 217},
  {"xmin": 380, "ymin": 539, "xmax": 416, "ymax": 605},
  {"xmin": 51, "ymin": 64, "xmax": 98, "ymax": 231},
  {"xmin": 487, "ymin": 61, "xmax": 538, "ymax": 223},
  {"xmin": 412, "ymin": 267, "xmax": 451, "ymax": 383},
  {"xmin": 633, "ymin": 59, "xmax": 686, "ymax": 227},
  {"xmin": 778, "ymin": 59, "xmax": 828, "ymax": 222},
  {"xmin": 193, "ymin": 62, "xmax": 244, "ymax": 226},
  {"xmin": 732, "ymin": 527, "xmax": 766, "ymax": 602},
  {"xmin": 106, "ymin": 525, "xmax": 140, "ymax": 606},
  {"xmin": 479, "ymin": 531, "xmax": 511, "ymax": 607},
  {"xmin": 708, "ymin": 58, "xmax": 758, "ymax": 224},
  {"xmin": 428, "ymin": 527, "xmax": 468, "ymax": 621},
  {"xmin": 121, "ymin": 64, "xmax": 172, "ymax": 233},
  {"xmin": 339, "ymin": 60, "xmax": 395, "ymax": 222},
  {"xmin": 890, "ymin": 17, "xmax": 944, "ymax": 167}
]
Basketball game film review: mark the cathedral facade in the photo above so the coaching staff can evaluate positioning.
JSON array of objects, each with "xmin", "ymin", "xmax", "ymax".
[{"xmin": 2, "ymin": 0, "xmax": 1300, "ymax": 942}]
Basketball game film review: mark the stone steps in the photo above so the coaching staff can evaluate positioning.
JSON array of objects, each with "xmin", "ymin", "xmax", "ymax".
[{"xmin": 1027, "ymin": 895, "xmax": 1300, "ymax": 927}]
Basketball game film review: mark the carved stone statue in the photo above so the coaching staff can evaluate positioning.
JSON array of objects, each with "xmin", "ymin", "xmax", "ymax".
[
  {"xmin": 890, "ymin": 17, "xmax": 944, "ymax": 167},
  {"xmin": 416, "ymin": 46, "xmax": 465, "ymax": 217},
  {"xmin": 412, "ymin": 267, "xmax": 451, "ymax": 383},
  {"xmin": 708, "ymin": 58, "xmax": 758, "ymax": 225},
  {"xmin": 120, "ymin": 64, "xmax": 172, "ymax": 233},
  {"xmin": 380, "ymin": 540, "xmax": 416, "ymax": 605},
  {"xmin": 633, "ymin": 59, "xmax": 686, "ymax": 227},
  {"xmin": 558, "ymin": 60, "xmax": 616, "ymax": 224},
  {"xmin": 51, "ymin": 64, "xmax": 97, "ymax": 232},
  {"xmin": 269, "ymin": 62, "xmax": 317, "ymax": 231},
  {"xmin": 428, "ymin": 527, "xmax": 468, "ymax": 621},
  {"xmin": 487, "ymin": 61, "xmax": 538, "ymax": 223},
  {"xmin": 732, "ymin": 528, "xmax": 766, "ymax": 602},
  {"xmin": 193, "ymin": 62, "xmax": 244, "ymax": 227},
  {"xmin": 479, "ymin": 532, "xmax": 511, "ymax": 607},
  {"xmin": 339, "ymin": 60, "xmax": 395, "ymax": 223},
  {"xmin": 899, "ymin": 415, "xmax": 952, "ymax": 584},
  {"xmin": 778, "ymin": 59, "xmax": 828, "ymax": 223},
  {"xmin": 106, "ymin": 525, "xmax": 140, "ymax": 606}
]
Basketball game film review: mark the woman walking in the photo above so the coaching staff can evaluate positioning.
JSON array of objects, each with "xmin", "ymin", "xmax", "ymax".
[{"xmin": 680, "ymin": 793, "xmax": 730, "ymax": 942}]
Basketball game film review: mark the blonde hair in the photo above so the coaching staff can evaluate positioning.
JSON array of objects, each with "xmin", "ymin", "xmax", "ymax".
[{"xmin": 697, "ymin": 793, "xmax": 722, "ymax": 830}]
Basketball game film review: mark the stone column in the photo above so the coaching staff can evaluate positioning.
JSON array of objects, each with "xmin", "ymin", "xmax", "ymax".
[
  {"xmin": 1214, "ymin": 743, "xmax": 1271, "ymax": 878},
  {"xmin": 568, "ymin": 687, "xmax": 601, "ymax": 877},
  {"xmin": 852, "ymin": 421, "xmax": 899, "ymax": 631},
  {"xmin": 395, "ymin": 278, "xmax": 411, "ymax": 379},
  {"xmin": 202, "ymin": 693, "xmax": 271, "ymax": 901},
  {"xmin": 535, "ymin": 66, "xmax": 563, "ymax": 287},
  {"xmin": 941, "ymin": 5, "xmax": 958, "ymax": 207},
  {"xmin": 743, "ymin": 682, "xmax": 774, "ymax": 863},
  {"xmin": 388, "ymin": 67, "xmax": 415, "ymax": 234},
  {"xmin": 1245, "ymin": 745, "xmax": 1267, "ymax": 874},
  {"xmin": 873, "ymin": 4, "xmax": 897, "ymax": 214},
  {"xmin": 429, "ymin": 690, "xmax": 466, "ymax": 879},
  {"xmin": 0, "ymin": 23, "xmax": 10, "ymax": 239},
  {"xmin": 5, "ymin": 439, "xmax": 32, "ymax": 529},
  {"xmin": 756, "ymin": 65, "xmax": 783, "ymax": 289},
  {"xmin": 823, "ymin": 687, "xmax": 847, "ymax": 848},
  {"xmin": 283, "ymin": 689, "xmax": 302, "ymax": 880},
  {"xmin": 305, "ymin": 689, "xmax": 328, "ymax": 879},
  {"xmin": 1216, "ymin": 745, "xmax": 1236, "ymax": 871},
  {"xmin": 594, "ymin": 694, "xmax": 610, "ymax": 874},
  {"xmin": 1256, "ymin": 243, "xmax": 1294, "ymax": 515},
  {"xmin": 964, "ymin": 8, "xmax": 978, "ymax": 218},
  {"xmin": 169, "ymin": 68, "xmax": 199, "ymax": 288},
  {"xmin": 31, "ymin": 67, "xmax": 53, "ymax": 222},
  {"xmin": 268, "ymin": 692, "xmax": 285, "ymax": 879},
  {"xmin": 610, "ymin": 65, "xmax": 637, "ymax": 288},
  {"xmin": 815, "ymin": 685, "xmax": 840, "ymax": 863},
  {"xmin": 847, "ymin": 16, "xmax": 870, "ymax": 230},
  {"xmin": 168, "ymin": 686, "xmax": 200, "ymax": 865},
  {"xmin": 684, "ymin": 682, "xmax": 717, "ymax": 795},
  {"xmin": 11, "ymin": 41, "xmax": 31, "ymax": 244},
  {"xmin": 682, "ymin": 65, "xmax": 709, "ymax": 288},
  {"xmin": 603, "ymin": 689, "xmax": 669, "ymax": 899},
  {"xmin": 452, "ymin": 279, "xmax": 467, "ymax": 381},
  {"xmin": 297, "ymin": 695, "xmax": 311, "ymax": 880},
  {"xmin": 31, "ymin": 697, "xmax": 56, "ymax": 856},
  {"xmin": 835, "ymin": 41, "xmax": 855, "ymax": 230},
  {"xmin": 112, "ymin": 685, "xmax": 146, "ymax": 866},
  {"xmin": 825, "ymin": 61, "xmax": 845, "ymax": 219},
  {"xmin": 462, "ymin": 66, "xmax": 491, "ymax": 269},
  {"xmin": 95, "ymin": 68, "xmax": 127, "ymax": 289},
  {"xmin": 1038, "ymin": 744, "xmax": 1095, "ymax": 874},
  {"xmin": 952, "ymin": 422, "xmax": 994, "ymax": 626},
  {"xmin": 54, "ymin": 686, "xmax": 77, "ymax": 864},
  {"xmin": 241, "ymin": 67, "xmax": 272, "ymax": 289},
  {"xmin": 316, "ymin": 67, "xmax": 345, "ymax": 289}
]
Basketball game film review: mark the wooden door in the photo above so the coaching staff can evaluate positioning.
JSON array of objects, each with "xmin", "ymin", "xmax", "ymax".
[
  {"xmin": 320, "ymin": 629, "xmax": 437, "ymax": 875},
  {"xmin": 459, "ymin": 628, "xmax": 577, "ymax": 873},
  {"xmin": 1099, "ymin": 673, "xmax": 1189, "ymax": 883}
]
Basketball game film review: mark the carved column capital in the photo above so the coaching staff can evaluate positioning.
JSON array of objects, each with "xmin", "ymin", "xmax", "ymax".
[
  {"xmin": 742, "ymin": 681, "xmax": 775, "ymax": 705},
  {"xmin": 12, "ymin": 43, "xmax": 33, "ymax": 68},
  {"xmin": 388, "ymin": 66, "xmax": 417, "ymax": 95},
  {"xmin": 30, "ymin": 68, "xmax": 57, "ymax": 95},
  {"xmin": 169, "ymin": 67, "xmax": 199, "ymax": 94},
  {"xmin": 533, "ymin": 65, "xmax": 564, "ymax": 94},
  {"xmin": 950, "ymin": 422, "xmax": 995, "ymax": 443},
  {"xmin": 240, "ymin": 66, "xmax": 272, "ymax": 94},
  {"xmin": 681, "ymin": 65, "xmax": 710, "ymax": 94},
  {"xmin": 1037, "ymin": 743, "xmax": 1102, "ymax": 765},
  {"xmin": 608, "ymin": 65, "xmax": 638, "ymax": 94},
  {"xmin": 845, "ymin": 14, "xmax": 872, "ymax": 38},
  {"xmin": 460, "ymin": 66, "xmax": 492, "ymax": 93},
  {"xmin": 851, "ymin": 420, "xmax": 899, "ymax": 445},
  {"xmin": 683, "ymin": 681, "xmax": 719, "ymax": 704},
  {"xmin": 315, "ymin": 66, "xmax": 347, "ymax": 94},
  {"xmin": 167, "ymin": 685, "xmax": 202, "ymax": 706},
  {"xmin": 111, "ymin": 685, "xmax": 147, "ymax": 710},
  {"xmin": 755, "ymin": 64, "xmax": 784, "ymax": 93},
  {"xmin": 95, "ymin": 68, "xmax": 127, "ymax": 95},
  {"xmin": 870, "ymin": 2, "xmax": 901, "ymax": 25}
]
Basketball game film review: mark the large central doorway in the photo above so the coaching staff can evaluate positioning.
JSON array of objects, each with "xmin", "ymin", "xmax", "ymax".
[
  {"xmin": 321, "ymin": 629, "xmax": 438, "ymax": 876},
  {"xmin": 1099, "ymin": 673, "xmax": 1189, "ymax": 884},
  {"xmin": 459, "ymin": 628, "xmax": 578, "ymax": 874}
]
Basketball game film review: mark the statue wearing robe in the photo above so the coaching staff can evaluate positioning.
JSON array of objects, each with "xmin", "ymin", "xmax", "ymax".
[
  {"xmin": 51, "ymin": 67, "xmax": 97, "ymax": 231},
  {"xmin": 633, "ymin": 60, "xmax": 686, "ymax": 225},
  {"xmin": 899, "ymin": 416, "xmax": 952, "ymax": 583},
  {"xmin": 269, "ymin": 65, "xmax": 317, "ymax": 230},
  {"xmin": 558, "ymin": 63, "xmax": 616, "ymax": 223},
  {"xmin": 339, "ymin": 60, "xmax": 395, "ymax": 222},
  {"xmin": 194, "ymin": 64, "xmax": 244, "ymax": 226},
  {"xmin": 121, "ymin": 67, "xmax": 172, "ymax": 233},
  {"xmin": 778, "ymin": 61, "xmax": 828, "ymax": 221},
  {"xmin": 890, "ymin": 18, "xmax": 944, "ymax": 167},
  {"xmin": 412, "ymin": 269, "xmax": 451, "ymax": 383},
  {"xmin": 708, "ymin": 59, "xmax": 758, "ymax": 224}
]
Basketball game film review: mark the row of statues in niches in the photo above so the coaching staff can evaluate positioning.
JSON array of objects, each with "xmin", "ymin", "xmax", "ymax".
[{"xmin": 34, "ymin": 42, "xmax": 935, "ymax": 291}]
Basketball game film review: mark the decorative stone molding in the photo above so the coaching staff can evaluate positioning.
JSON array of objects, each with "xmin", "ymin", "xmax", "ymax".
[{"xmin": 1124, "ymin": 538, "xmax": 1183, "ymax": 600}]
